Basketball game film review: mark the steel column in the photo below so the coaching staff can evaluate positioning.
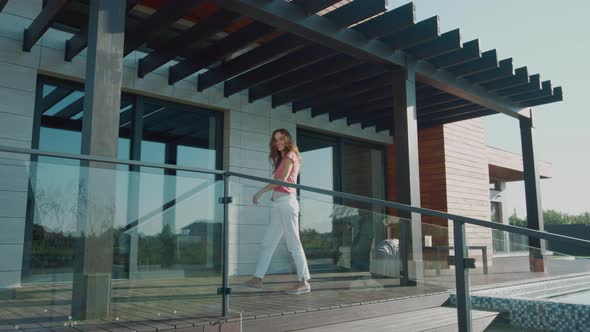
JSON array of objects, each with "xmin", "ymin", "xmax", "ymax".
[
  {"xmin": 519, "ymin": 115, "xmax": 545, "ymax": 272},
  {"xmin": 392, "ymin": 66, "xmax": 424, "ymax": 286},
  {"xmin": 71, "ymin": 0, "xmax": 126, "ymax": 320}
]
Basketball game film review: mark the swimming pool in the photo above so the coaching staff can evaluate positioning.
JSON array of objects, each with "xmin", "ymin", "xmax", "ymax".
[{"xmin": 450, "ymin": 274, "xmax": 590, "ymax": 331}]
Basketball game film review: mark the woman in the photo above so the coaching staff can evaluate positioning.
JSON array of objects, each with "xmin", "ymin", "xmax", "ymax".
[{"xmin": 241, "ymin": 128, "xmax": 311, "ymax": 295}]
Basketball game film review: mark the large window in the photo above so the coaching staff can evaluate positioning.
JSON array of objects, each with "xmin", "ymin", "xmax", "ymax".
[{"xmin": 22, "ymin": 76, "xmax": 224, "ymax": 283}]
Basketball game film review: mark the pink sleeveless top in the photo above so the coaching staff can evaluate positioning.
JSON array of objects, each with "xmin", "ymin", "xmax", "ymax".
[{"xmin": 273, "ymin": 151, "xmax": 300, "ymax": 194}]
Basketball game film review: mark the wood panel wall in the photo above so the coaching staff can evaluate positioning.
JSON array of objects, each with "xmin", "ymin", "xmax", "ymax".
[
  {"xmin": 386, "ymin": 119, "xmax": 493, "ymax": 267},
  {"xmin": 443, "ymin": 118, "xmax": 492, "ymax": 256}
]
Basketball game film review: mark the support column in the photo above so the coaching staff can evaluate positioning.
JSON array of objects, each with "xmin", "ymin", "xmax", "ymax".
[
  {"xmin": 392, "ymin": 65, "xmax": 424, "ymax": 285},
  {"xmin": 519, "ymin": 115, "xmax": 545, "ymax": 272},
  {"xmin": 71, "ymin": 0, "xmax": 126, "ymax": 320}
]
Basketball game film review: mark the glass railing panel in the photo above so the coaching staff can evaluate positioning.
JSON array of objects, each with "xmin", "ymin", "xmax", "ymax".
[
  {"xmin": 226, "ymin": 177, "xmax": 454, "ymax": 317},
  {"xmin": 0, "ymin": 153, "xmax": 224, "ymax": 330},
  {"xmin": 462, "ymin": 226, "xmax": 590, "ymax": 330}
]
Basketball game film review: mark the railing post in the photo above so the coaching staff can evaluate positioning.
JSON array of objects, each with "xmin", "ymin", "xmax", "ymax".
[
  {"xmin": 453, "ymin": 220, "xmax": 472, "ymax": 332},
  {"xmin": 399, "ymin": 219, "xmax": 411, "ymax": 285},
  {"xmin": 220, "ymin": 172, "xmax": 231, "ymax": 317}
]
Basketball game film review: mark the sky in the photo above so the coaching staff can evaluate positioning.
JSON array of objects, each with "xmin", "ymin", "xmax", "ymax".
[{"xmin": 392, "ymin": 0, "xmax": 590, "ymax": 217}]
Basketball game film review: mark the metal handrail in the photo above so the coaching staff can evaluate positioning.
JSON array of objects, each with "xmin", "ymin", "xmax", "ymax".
[
  {"xmin": 228, "ymin": 171, "xmax": 590, "ymax": 249},
  {"xmin": 3, "ymin": 145, "xmax": 590, "ymax": 249},
  {"xmin": 0, "ymin": 145, "xmax": 225, "ymax": 176}
]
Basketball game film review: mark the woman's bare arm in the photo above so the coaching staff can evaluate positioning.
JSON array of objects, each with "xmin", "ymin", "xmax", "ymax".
[{"xmin": 253, "ymin": 158, "xmax": 294, "ymax": 204}]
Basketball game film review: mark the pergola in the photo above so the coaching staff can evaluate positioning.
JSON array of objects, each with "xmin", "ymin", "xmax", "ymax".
[
  {"xmin": 19, "ymin": 0, "xmax": 562, "ymax": 129},
  {"xmin": 12, "ymin": 0, "xmax": 563, "ymax": 323}
]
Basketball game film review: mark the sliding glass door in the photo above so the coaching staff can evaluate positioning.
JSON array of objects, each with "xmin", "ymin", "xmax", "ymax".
[{"xmin": 297, "ymin": 129, "xmax": 386, "ymax": 273}]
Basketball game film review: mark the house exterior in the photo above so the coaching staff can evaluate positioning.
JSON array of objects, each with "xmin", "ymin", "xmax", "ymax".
[{"xmin": 0, "ymin": 0, "xmax": 562, "ymax": 326}]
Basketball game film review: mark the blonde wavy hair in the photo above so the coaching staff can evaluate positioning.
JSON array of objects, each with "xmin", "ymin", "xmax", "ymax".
[{"xmin": 269, "ymin": 128, "xmax": 302, "ymax": 173}]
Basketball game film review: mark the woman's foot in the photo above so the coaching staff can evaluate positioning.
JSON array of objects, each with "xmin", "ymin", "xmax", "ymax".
[
  {"xmin": 285, "ymin": 280, "xmax": 310, "ymax": 295},
  {"xmin": 240, "ymin": 277, "xmax": 263, "ymax": 291}
]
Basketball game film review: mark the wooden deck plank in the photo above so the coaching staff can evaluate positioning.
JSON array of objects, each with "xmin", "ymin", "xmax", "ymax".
[
  {"xmin": 242, "ymin": 293, "xmax": 450, "ymax": 332},
  {"xmin": 289, "ymin": 307, "xmax": 498, "ymax": 332}
]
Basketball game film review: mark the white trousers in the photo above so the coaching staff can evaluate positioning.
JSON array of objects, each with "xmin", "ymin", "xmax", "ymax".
[{"xmin": 254, "ymin": 192, "xmax": 311, "ymax": 281}]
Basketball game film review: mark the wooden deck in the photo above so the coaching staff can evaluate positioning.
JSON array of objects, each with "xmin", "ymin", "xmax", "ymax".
[
  {"xmin": 0, "ymin": 257, "xmax": 553, "ymax": 332},
  {"xmin": 294, "ymin": 307, "xmax": 499, "ymax": 332},
  {"xmin": 241, "ymin": 293, "xmax": 500, "ymax": 332}
]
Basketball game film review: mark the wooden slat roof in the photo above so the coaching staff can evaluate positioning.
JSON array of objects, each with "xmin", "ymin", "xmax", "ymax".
[{"xmin": 18, "ymin": 0, "xmax": 563, "ymax": 135}]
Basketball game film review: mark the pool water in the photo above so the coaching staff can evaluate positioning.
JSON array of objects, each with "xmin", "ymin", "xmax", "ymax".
[{"xmin": 555, "ymin": 290, "xmax": 590, "ymax": 305}]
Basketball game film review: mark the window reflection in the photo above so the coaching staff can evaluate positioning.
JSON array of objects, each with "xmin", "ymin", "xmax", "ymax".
[
  {"xmin": 298, "ymin": 130, "xmax": 387, "ymax": 274},
  {"xmin": 23, "ymin": 76, "xmax": 223, "ymax": 283}
]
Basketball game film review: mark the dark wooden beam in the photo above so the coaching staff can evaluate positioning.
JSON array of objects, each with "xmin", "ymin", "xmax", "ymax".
[
  {"xmin": 376, "ymin": 122, "xmax": 392, "ymax": 133},
  {"xmin": 418, "ymin": 98, "xmax": 474, "ymax": 115},
  {"xmin": 249, "ymin": 54, "xmax": 360, "ymax": 102},
  {"xmin": 495, "ymin": 74, "xmax": 541, "ymax": 96},
  {"xmin": 169, "ymin": 22, "xmax": 275, "ymax": 84},
  {"xmin": 362, "ymin": 112, "xmax": 394, "ymax": 131},
  {"xmin": 312, "ymin": 96, "xmax": 391, "ymax": 118},
  {"xmin": 361, "ymin": 118, "xmax": 376, "ymax": 129},
  {"xmin": 334, "ymin": 99, "xmax": 393, "ymax": 120},
  {"xmin": 335, "ymin": 101, "xmax": 392, "ymax": 122},
  {"xmin": 353, "ymin": 2, "xmax": 415, "ymax": 38},
  {"xmin": 447, "ymin": 49, "xmax": 498, "ymax": 77},
  {"xmin": 520, "ymin": 87, "xmax": 562, "ymax": 107},
  {"xmin": 42, "ymin": 87, "xmax": 73, "ymax": 112},
  {"xmin": 224, "ymin": 45, "xmax": 335, "ymax": 97},
  {"xmin": 344, "ymin": 109, "xmax": 383, "ymax": 125},
  {"xmin": 23, "ymin": 0, "xmax": 70, "ymax": 52},
  {"xmin": 289, "ymin": 0, "xmax": 341, "ymax": 14},
  {"xmin": 405, "ymin": 28, "xmax": 461, "ymax": 60},
  {"xmin": 290, "ymin": 72, "xmax": 390, "ymax": 112},
  {"xmin": 417, "ymin": 92, "xmax": 459, "ymax": 108},
  {"xmin": 138, "ymin": 9, "xmax": 240, "ymax": 78},
  {"xmin": 322, "ymin": 0, "xmax": 386, "ymax": 28},
  {"xmin": 65, "ymin": 25, "xmax": 88, "ymax": 61},
  {"xmin": 482, "ymin": 66, "xmax": 529, "ymax": 91},
  {"xmin": 415, "ymin": 85, "xmax": 443, "ymax": 99},
  {"xmin": 418, "ymin": 103, "xmax": 482, "ymax": 119},
  {"xmin": 464, "ymin": 58, "xmax": 513, "ymax": 84},
  {"xmin": 272, "ymin": 63, "xmax": 384, "ymax": 108},
  {"xmin": 65, "ymin": 0, "xmax": 137, "ymax": 62},
  {"xmin": 310, "ymin": 87, "xmax": 392, "ymax": 117},
  {"xmin": 198, "ymin": 0, "xmax": 384, "ymax": 92},
  {"xmin": 511, "ymin": 80, "xmax": 552, "ymax": 102},
  {"xmin": 198, "ymin": 34, "xmax": 308, "ymax": 91},
  {"xmin": 428, "ymin": 39, "xmax": 480, "ymax": 68},
  {"xmin": 124, "ymin": 0, "xmax": 207, "ymax": 56},
  {"xmin": 353, "ymin": 111, "xmax": 395, "ymax": 130},
  {"xmin": 381, "ymin": 16, "xmax": 439, "ymax": 50},
  {"xmin": 53, "ymin": 97, "xmax": 84, "ymax": 119}
]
